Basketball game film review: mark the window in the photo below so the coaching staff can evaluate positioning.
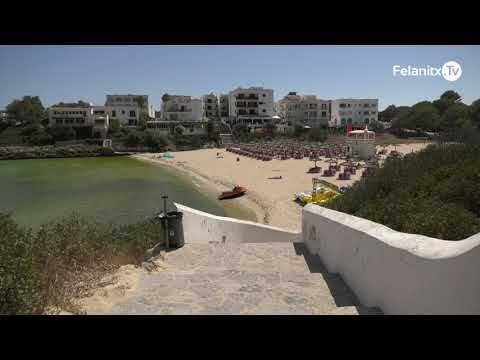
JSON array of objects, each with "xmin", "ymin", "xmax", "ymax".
[
  {"xmin": 339, "ymin": 103, "xmax": 346, "ymax": 108},
  {"xmin": 122, "ymin": 110, "xmax": 125, "ymax": 115},
  {"xmin": 321, "ymin": 111, "xmax": 327, "ymax": 117},
  {"xmin": 129, "ymin": 110, "xmax": 136, "ymax": 117},
  {"xmin": 56, "ymin": 119, "xmax": 64, "ymax": 124},
  {"xmin": 365, "ymin": 118, "xmax": 370, "ymax": 124},
  {"xmin": 111, "ymin": 110, "xmax": 116, "ymax": 117},
  {"xmin": 262, "ymin": 94, "xmax": 266, "ymax": 97}
]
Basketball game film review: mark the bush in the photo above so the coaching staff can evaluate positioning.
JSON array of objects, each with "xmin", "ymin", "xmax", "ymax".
[
  {"xmin": 123, "ymin": 130, "xmax": 144, "ymax": 148},
  {"xmin": 144, "ymin": 131, "xmax": 169, "ymax": 151},
  {"xmin": 327, "ymin": 143, "xmax": 480, "ymax": 240},
  {"xmin": 21, "ymin": 124, "xmax": 44, "ymax": 137},
  {"xmin": 48, "ymin": 126, "xmax": 77, "ymax": 142},
  {"xmin": 0, "ymin": 213, "xmax": 164, "ymax": 314},
  {"xmin": 28, "ymin": 131, "xmax": 54, "ymax": 146},
  {"xmin": 307, "ymin": 128, "xmax": 328, "ymax": 142},
  {"xmin": 108, "ymin": 119, "xmax": 121, "ymax": 136}
]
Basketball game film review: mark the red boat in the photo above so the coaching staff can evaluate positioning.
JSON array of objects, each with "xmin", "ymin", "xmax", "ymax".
[{"xmin": 218, "ymin": 186, "xmax": 247, "ymax": 200}]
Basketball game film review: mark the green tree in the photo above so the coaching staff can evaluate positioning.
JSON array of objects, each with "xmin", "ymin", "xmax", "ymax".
[
  {"xmin": 232, "ymin": 123, "xmax": 249, "ymax": 139},
  {"xmin": 124, "ymin": 130, "xmax": 144, "ymax": 148},
  {"xmin": 138, "ymin": 112, "xmax": 149, "ymax": 130},
  {"xmin": 143, "ymin": 131, "xmax": 168, "ymax": 151},
  {"xmin": 379, "ymin": 105, "xmax": 398, "ymax": 123},
  {"xmin": 47, "ymin": 126, "xmax": 76, "ymax": 142},
  {"xmin": 307, "ymin": 127, "xmax": 328, "ymax": 142},
  {"xmin": 7, "ymin": 96, "xmax": 45, "ymax": 125},
  {"xmin": 470, "ymin": 98, "xmax": 480, "ymax": 129},
  {"xmin": 433, "ymin": 90, "xmax": 462, "ymax": 115},
  {"xmin": 265, "ymin": 122, "xmax": 276, "ymax": 137},
  {"xmin": 369, "ymin": 121, "xmax": 385, "ymax": 133},
  {"xmin": 293, "ymin": 123, "xmax": 305, "ymax": 138},
  {"xmin": 439, "ymin": 103, "xmax": 471, "ymax": 132},
  {"xmin": 108, "ymin": 119, "xmax": 121, "ymax": 136}
]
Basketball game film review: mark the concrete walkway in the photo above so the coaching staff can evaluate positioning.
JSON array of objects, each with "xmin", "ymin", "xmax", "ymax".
[{"xmin": 85, "ymin": 242, "xmax": 382, "ymax": 315}]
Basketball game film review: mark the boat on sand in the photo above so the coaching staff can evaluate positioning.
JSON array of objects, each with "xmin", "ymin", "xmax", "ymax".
[{"xmin": 218, "ymin": 185, "xmax": 247, "ymax": 200}]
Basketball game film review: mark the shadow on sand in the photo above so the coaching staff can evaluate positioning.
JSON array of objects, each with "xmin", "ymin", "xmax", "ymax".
[{"xmin": 293, "ymin": 242, "xmax": 383, "ymax": 315}]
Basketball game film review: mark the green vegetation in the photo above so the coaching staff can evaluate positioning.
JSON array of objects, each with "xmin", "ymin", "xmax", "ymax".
[
  {"xmin": 388, "ymin": 91, "xmax": 480, "ymax": 138},
  {"xmin": 327, "ymin": 143, "xmax": 480, "ymax": 240},
  {"xmin": 0, "ymin": 213, "xmax": 164, "ymax": 314},
  {"xmin": 307, "ymin": 127, "xmax": 328, "ymax": 142},
  {"xmin": 122, "ymin": 129, "xmax": 170, "ymax": 151},
  {"xmin": 6, "ymin": 96, "xmax": 46, "ymax": 125},
  {"xmin": 0, "ymin": 144, "xmax": 114, "ymax": 160}
]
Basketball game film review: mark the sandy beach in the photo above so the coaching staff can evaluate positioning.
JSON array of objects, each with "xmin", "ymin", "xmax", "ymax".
[{"xmin": 133, "ymin": 141, "xmax": 430, "ymax": 232}]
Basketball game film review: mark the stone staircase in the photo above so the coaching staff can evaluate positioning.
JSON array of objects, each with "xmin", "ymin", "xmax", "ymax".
[{"xmin": 82, "ymin": 242, "xmax": 382, "ymax": 315}]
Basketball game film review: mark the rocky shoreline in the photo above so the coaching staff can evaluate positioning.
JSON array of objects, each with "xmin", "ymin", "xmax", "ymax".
[{"xmin": 0, "ymin": 145, "xmax": 130, "ymax": 160}]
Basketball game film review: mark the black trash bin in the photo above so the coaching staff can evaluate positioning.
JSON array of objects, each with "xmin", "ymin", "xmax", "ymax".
[{"xmin": 165, "ymin": 211, "xmax": 184, "ymax": 248}]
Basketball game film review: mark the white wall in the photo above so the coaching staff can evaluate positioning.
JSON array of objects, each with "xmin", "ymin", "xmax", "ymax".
[
  {"xmin": 302, "ymin": 204, "xmax": 480, "ymax": 315},
  {"xmin": 174, "ymin": 203, "xmax": 301, "ymax": 244}
]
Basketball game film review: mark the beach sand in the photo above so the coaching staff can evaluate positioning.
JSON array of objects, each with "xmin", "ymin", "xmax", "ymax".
[{"xmin": 134, "ymin": 142, "xmax": 430, "ymax": 231}]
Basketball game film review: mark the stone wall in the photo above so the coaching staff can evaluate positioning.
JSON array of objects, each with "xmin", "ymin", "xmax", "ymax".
[
  {"xmin": 174, "ymin": 203, "xmax": 301, "ymax": 244},
  {"xmin": 302, "ymin": 204, "xmax": 480, "ymax": 315}
]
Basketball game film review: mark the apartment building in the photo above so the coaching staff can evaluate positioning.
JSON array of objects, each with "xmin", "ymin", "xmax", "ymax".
[
  {"xmin": 219, "ymin": 94, "xmax": 229, "ymax": 120},
  {"xmin": 149, "ymin": 94, "xmax": 207, "ymax": 136},
  {"xmin": 278, "ymin": 92, "xmax": 330, "ymax": 128},
  {"xmin": 161, "ymin": 94, "xmax": 203, "ymax": 122},
  {"xmin": 228, "ymin": 87, "xmax": 274, "ymax": 130},
  {"xmin": 0, "ymin": 108, "xmax": 16, "ymax": 124},
  {"xmin": 329, "ymin": 99, "xmax": 379, "ymax": 129},
  {"xmin": 202, "ymin": 93, "xmax": 219, "ymax": 120},
  {"xmin": 105, "ymin": 94, "xmax": 154, "ymax": 126},
  {"xmin": 48, "ymin": 104, "xmax": 110, "ymax": 138}
]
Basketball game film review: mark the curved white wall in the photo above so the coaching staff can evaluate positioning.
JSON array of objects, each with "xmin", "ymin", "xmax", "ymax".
[
  {"xmin": 174, "ymin": 203, "xmax": 300, "ymax": 244},
  {"xmin": 302, "ymin": 204, "xmax": 480, "ymax": 315}
]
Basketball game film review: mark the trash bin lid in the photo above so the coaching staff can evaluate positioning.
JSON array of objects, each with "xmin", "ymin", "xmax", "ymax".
[{"xmin": 167, "ymin": 211, "xmax": 183, "ymax": 218}]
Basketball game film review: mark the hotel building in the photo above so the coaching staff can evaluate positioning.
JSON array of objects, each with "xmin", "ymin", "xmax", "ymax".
[
  {"xmin": 105, "ymin": 94, "xmax": 154, "ymax": 126},
  {"xmin": 228, "ymin": 87, "xmax": 274, "ymax": 130},
  {"xmin": 202, "ymin": 93, "xmax": 219, "ymax": 120},
  {"xmin": 329, "ymin": 99, "xmax": 379, "ymax": 129},
  {"xmin": 278, "ymin": 92, "xmax": 330, "ymax": 128}
]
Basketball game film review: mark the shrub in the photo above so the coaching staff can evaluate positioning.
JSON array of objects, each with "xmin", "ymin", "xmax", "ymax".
[
  {"xmin": 327, "ymin": 143, "xmax": 480, "ymax": 240},
  {"xmin": 0, "ymin": 213, "xmax": 164, "ymax": 314},
  {"xmin": 21, "ymin": 124, "xmax": 44, "ymax": 137},
  {"xmin": 123, "ymin": 130, "xmax": 144, "ymax": 148},
  {"xmin": 28, "ymin": 131, "xmax": 54, "ymax": 146},
  {"xmin": 48, "ymin": 126, "xmax": 77, "ymax": 142},
  {"xmin": 307, "ymin": 128, "xmax": 328, "ymax": 142},
  {"xmin": 144, "ymin": 131, "xmax": 169, "ymax": 151}
]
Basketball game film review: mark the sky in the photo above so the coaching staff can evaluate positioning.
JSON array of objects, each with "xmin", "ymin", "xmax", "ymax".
[{"xmin": 0, "ymin": 45, "xmax": 479, "ymax": 111}]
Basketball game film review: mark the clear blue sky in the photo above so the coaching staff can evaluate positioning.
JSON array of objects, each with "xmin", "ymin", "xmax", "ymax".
[{"xmin": 1, "ymin": 45, "xmax": 479, "ymax": 111}]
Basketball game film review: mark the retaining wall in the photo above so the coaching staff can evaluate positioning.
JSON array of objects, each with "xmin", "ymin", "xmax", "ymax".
[
  {"xmin": 174, "ymin": 203, "xmax": 301, "ymax": 244},
  {"xmin": 302, "ymin": 204, "xmax": 480, "ymax": 315}
]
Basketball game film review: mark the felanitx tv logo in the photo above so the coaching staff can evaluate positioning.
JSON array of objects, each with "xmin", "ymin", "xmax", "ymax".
[{"xmin": 393, "ymin": 61, "xmax": 462, "ymax": 82}]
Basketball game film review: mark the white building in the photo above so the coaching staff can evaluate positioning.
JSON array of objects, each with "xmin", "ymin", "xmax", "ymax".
[
  {"xmin": 278, "ymin": 92, "xmax": 330, "ymax": 128},
  {"xmin": 330, "ymin": 99, "xmax": 379, "ymax": 129},
  {"xmin": 161, "ymin": 94, "xmax": 203, "ymax": 122},
  {"xmin": 228, "ymin": 87, "xmax": 274, "ymax": 130},
  {"xmin": 48, "ymin": 104, "xmax": 110, "ymax": 138},
  {"xmin": 202, "ymin": 93, "xmax": 219, "ymax": 120},
  {"xmin": 105, "ymin": 94, "xmax": 154, "ymax": 127},
  {"xmin": 219, "ymin": 94, "xmax": 229, "ymax": 121}
]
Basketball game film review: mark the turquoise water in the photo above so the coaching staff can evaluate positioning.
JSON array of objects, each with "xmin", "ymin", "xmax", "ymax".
[{"xmin": 0, "ymin": 156, "xmax": 254, "ymax": 229}]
